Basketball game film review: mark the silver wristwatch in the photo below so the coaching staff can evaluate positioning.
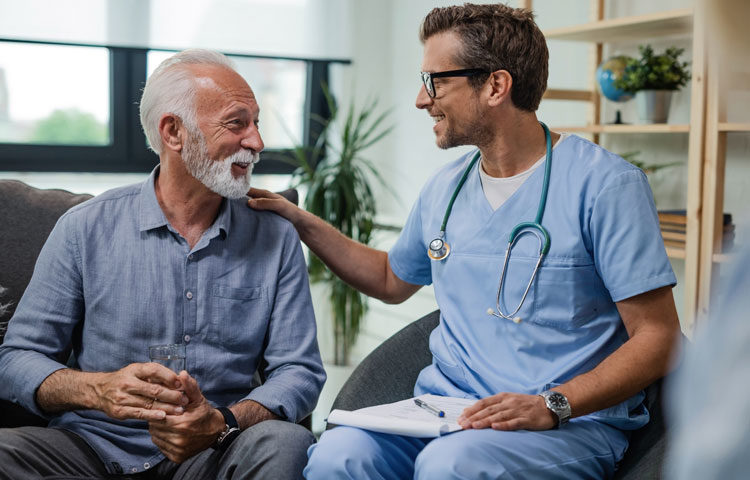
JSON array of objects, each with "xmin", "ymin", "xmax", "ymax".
[{"xmin": 538, "ymin": 390, "xmax": 571, "ymax": 428}]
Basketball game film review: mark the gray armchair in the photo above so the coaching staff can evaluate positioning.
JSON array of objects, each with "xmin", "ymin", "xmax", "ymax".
[
  {"xmin": 0, "ymin": 179, "xmax": 301, "ymax": 428},
  {"xmin": 331, "ymin": 310, "xmax": 669, "ymax": 479}
]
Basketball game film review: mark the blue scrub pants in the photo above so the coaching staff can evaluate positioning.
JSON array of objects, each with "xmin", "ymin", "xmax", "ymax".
[{"xmin": 304, "ymin": 418, "xmax": 628, "ymax": 479}]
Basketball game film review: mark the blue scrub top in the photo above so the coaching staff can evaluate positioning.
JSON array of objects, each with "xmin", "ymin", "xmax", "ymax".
[{"xmin": 389, "ymin": 135, "xmax": 676, "ymax": 430}]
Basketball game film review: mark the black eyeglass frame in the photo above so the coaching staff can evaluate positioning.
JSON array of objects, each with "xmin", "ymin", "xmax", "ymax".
[{"xmin": 420, "ymin": 68, "xmax": 488, "ymax": 98}]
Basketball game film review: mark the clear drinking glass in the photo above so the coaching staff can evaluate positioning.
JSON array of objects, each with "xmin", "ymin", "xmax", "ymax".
[{"xmin": 148, "ymin": 343, "xmax": 186, "ymax": 373}]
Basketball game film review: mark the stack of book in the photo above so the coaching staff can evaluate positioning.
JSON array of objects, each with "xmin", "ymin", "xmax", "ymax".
[{"xmin": 658, "ymin": 210, "xmax": 735, "ymax": 252}]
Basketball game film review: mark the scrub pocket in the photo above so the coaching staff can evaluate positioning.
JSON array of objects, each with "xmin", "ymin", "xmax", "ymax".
[
  {"xmin": 531, "ymin": 262, "xmax": 610, "ymax": 329},
  {"xmin": 211, "ymin": 284, "xmax": 269, "ymax": 351}
]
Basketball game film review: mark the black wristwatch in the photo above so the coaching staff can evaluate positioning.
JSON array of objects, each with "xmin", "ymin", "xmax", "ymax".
[
  {"xmin": 538, "ymin": 390, "xmax": 571, "ymax": 428},
  {"xmin": 213, "ymin": 407, "xmax": 241, "ymax": 450}
]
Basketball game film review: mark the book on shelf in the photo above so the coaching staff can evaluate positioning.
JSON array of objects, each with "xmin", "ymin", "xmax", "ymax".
[
  {"xmin": 659, "ymin": 223, "xmax": 735, "ymax": 234},
  {"xmin": 657, "ymin": 210, "xmax": 733, "ymax": 226},
  {"xmin": 663, "ymin": 236, "xmax": 735, "ymax": 252}
]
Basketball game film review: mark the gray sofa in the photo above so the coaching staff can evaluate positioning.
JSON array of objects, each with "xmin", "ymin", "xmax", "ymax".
[
  {"xmin": 331, "ymin": 310, "xmax": 670, "ymax": 479},
  {"xmin": 0, "ymin": 179, "xmax": 300, "ymax": 428}
]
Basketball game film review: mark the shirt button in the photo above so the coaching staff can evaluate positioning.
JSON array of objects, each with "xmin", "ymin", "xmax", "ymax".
[
  {"xmin": 188, "ymin": 254, "xmax": 194, "ymax": 260},
  {"xmin": 186, "ymin": 291, "xmax": 193, "ymax": 300},
  {"xmin": 184, "ymin": 335, "xmax": 191, "ymax": 343},
  {"xmin": 144, "ymin": 462, "xmax": 150, "ymax": 469},
  {"xmin": 132, "ymin": 467, "xmax": 138, "ymax": 473}
]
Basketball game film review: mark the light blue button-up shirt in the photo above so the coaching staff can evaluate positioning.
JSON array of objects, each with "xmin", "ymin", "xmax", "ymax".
[{"xmin": 0, "ymin": 168, "xmax": 325, "ymax": 474}]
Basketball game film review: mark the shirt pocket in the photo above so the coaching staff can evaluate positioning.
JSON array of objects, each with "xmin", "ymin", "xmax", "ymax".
[
  {"xmin": 530, "ymin": 262, "xmax": 610, "ymax": 330},
  {"xmin": 210, "ymin": 284, "xmax": 269, "ymax": 352}
]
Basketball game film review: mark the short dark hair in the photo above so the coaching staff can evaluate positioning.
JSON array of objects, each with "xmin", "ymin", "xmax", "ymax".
[{"xmin": 419, "ymin": 3, "xmax": 548, "ymax": 111}]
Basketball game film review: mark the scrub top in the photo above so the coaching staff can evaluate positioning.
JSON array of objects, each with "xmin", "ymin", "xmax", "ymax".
[{"xmin": 389, "ymin": 134, "xmax": 676, "ymax": 430}]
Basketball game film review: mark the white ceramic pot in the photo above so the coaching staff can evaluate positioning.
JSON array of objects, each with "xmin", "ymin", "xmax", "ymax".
[{"xmin": 635, "ymin": 89, "xmax": 673, "ymax": 124}]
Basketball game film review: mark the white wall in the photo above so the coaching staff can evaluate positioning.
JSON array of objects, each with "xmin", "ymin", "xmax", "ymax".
[{"xmin": 0, "ymin": 0, "xmax": 352, "ymax": 59}]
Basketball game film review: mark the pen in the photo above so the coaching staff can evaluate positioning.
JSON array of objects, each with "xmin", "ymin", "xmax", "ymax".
[{"xmin": 414, "ymin": 398, "xmax": 445, "ymax": 418}]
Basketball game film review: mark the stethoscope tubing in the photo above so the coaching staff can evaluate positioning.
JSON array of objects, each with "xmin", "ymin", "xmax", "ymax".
[{"xmin": 429, "ymin": 121, "xmax": 553, "ymax": 323}]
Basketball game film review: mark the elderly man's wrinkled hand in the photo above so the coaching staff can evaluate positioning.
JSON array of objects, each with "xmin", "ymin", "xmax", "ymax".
[
  {"xmin": 92, "ymin": 363, "xmax": 187, "ymax": 422},
  {"xmin": 148, "ymin": 371, "xmax": 225, "ymax": 464}
]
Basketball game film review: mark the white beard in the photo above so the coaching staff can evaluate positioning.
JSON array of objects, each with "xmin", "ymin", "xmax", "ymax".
[{"xmin": 182, "ymin": 131, "xmax": 260, "ymax": 199}]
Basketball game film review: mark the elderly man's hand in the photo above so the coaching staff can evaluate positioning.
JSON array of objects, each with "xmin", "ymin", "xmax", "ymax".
[
  {"xmin": 92, "ymin": 363, "xmax": 187, "ymax": 422},
  {"xmin": 147, "ymin": 371, "xmax": 225, "ymax": 464},
  {"xmin": 457, "ymin": 392, "xmax": 558, "ymax": 431}
]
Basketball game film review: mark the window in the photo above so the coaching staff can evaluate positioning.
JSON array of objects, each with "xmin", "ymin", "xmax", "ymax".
[
  {"xmin": 0, "ymin": 39, "xmax": 345, "ymax": 174},
  {"xmin": 0, "ymin": 42, "xmax": 110, "ymax": 146}
]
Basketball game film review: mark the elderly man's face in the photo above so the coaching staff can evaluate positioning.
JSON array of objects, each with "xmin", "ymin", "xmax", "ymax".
[{"xmin": 182, "ymin": 65, "xmax": 264, "ymax": 198}]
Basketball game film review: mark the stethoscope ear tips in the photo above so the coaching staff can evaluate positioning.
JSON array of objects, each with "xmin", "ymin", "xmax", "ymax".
[
  {"xmin": 486, "ymin": 308, "xmax": 495, "ymax": 315},
  {"xmin": 512, "ymin": 317, "xmax": 522, "ymax": 324}
]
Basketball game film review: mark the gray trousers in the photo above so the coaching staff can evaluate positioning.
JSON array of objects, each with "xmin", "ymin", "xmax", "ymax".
[{"xmin": 0, "ymin": 420, "xmax": 313, "ymax": 480}]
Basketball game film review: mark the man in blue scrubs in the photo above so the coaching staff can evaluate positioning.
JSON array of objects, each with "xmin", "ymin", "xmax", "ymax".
[{"xmin": 250, "ymin": 4, "xmax": 680, "ymax": 479}]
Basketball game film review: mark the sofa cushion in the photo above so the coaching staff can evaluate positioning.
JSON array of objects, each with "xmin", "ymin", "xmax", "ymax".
[{"xmin": 0, "ymin": 180, "xmax": 92, "ymax": 343}]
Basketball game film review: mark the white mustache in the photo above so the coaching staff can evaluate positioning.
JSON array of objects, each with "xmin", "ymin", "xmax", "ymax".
[{"xmin": 225, "ymin": 149, "xmax": 260, "ymax": 166}]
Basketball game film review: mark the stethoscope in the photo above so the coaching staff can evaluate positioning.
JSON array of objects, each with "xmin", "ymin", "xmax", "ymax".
[{"xmin": 427, "ymin": 122, "xmax": 552, "ymax": 325}]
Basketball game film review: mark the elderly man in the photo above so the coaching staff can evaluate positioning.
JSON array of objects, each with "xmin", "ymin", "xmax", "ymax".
[{"xmin": 0, "ymin": 49, "xmax": 325, "ymax": 479}]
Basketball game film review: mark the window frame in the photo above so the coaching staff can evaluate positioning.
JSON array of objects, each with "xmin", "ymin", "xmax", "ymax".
[{"xmin": 0, "ymin": 38, "xmax": 346, "ymax": 174}]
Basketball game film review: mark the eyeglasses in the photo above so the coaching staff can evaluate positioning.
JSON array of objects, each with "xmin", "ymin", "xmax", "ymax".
[{"xmin": 419, "ymin": 69, "xmax": 488, "ymax": 98}]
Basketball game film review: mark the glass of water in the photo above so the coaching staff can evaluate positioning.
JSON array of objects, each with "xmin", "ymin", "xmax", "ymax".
[{"xmin": 148, "ymin": 343, "xmax": 186, "ymax": 373}]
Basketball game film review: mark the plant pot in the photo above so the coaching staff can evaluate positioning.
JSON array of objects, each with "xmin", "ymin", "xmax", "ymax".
[{"xmin": 635, "ymin": 90, "xmax": 673, "ymax": 124}]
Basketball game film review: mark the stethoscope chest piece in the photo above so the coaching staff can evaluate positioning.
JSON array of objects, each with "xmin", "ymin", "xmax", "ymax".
[{"xmin": 428, "ymin": 236, "xmax": 450, "ymax": 261}]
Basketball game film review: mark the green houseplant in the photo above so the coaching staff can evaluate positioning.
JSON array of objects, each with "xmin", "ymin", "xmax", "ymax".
[
  {"xmin": 614, "ymin": 45, "xmax": 691, "ymax": 124},
  {"xmin": 287, "ymin": 87, "xmax": 393, "ymax": 366}
]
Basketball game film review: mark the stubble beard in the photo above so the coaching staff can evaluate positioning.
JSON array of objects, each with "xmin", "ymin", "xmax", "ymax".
[
  {"xmin": 182, "ymin": 128, "xmax": 259, "ymax": 199},
  {"xmin": 436, "ymin": 96, "xmax": 493, "ymax": 150}
]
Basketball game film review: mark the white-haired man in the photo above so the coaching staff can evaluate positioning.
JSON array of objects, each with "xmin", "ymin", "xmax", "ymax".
[{"xmin": 0, "ymin": 49, "xmax": 325, "ymax": 479}]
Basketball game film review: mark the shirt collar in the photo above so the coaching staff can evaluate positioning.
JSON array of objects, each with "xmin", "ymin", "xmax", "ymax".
[{"xmin": 138, "ymin": 165, "xmax": 231, "ymax": 239}]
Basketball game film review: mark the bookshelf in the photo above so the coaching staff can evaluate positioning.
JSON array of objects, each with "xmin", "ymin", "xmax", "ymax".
[
  {"xmin": 695, "ymin": 3, "xmax": 750, "ymax": 324},
  {"xmin": 536, "ymin": 1, "xmax": 708, "ymax": 332}
]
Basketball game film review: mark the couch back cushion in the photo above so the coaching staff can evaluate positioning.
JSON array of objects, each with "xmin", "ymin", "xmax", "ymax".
[{"xmin": 0, "ymin": 180, "xmax": 92, "ymax": 343}]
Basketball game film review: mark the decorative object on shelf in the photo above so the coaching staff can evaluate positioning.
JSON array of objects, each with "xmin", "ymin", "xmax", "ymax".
[
  {"xmin": 615, "ymin": 45, "xmax": 691, "ymax": 124},
  {"xmin": 620, "ymin": 151, "xmax": 682, "ymax": 208},
  {"xmin": 595, "ymin": 55, "xmax": 634, "ymax": 124},
  {"xmin": 619, "ymin": 151, "xmax": 681, "ymax": 175},
  {"xmin": 286, "ymin": 86, "xmax": 394, "ymax": 366}
]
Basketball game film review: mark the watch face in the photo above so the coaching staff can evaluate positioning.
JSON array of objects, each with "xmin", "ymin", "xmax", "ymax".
[{"xmin": 548, "ymin": 392, "xmax": 568, "ymax": 408}]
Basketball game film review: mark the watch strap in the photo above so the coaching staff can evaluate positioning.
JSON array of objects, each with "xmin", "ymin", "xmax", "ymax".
[
  {"xmin": 213, "ymin": 407, "xmax": 241, "ymax": 450},
  {"xmin": 218, "ymin": 407, "xmax": 239, "ymax": 430}
]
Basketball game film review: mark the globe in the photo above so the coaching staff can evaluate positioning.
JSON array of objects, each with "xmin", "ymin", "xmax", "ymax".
[{"xmin": 596, "ymin": 56, "xmax": 634, "ymax": 103}]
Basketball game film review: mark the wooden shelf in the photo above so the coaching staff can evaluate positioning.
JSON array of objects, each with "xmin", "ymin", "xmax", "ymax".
[
  {"xmin": 718, "ymin": 122, "xmax": 750, "ymax": 132},
  {"xmin": 666, "ymin": 246, "xmax": 686, "ymax": 260},
  {"xmin": 543, "ymin": 8, "xmax": 693, "ymax": 43},
  {"xmin": 553, "ymin": 124, "xmax": 690, "ymax": 134},
  {"xmin": 543, "ymin": 89, "xmax": 595, "ymax": 102},
  {"xmin": 712, "ymin": 252, "xmax": 733, "ymax": 263}
]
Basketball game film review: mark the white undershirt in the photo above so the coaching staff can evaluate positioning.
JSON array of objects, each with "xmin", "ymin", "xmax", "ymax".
[{"xmin": 479, "ymin": 133, "xmax": 568, "ymax": 211}]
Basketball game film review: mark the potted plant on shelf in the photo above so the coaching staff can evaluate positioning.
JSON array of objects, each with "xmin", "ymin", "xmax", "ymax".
[
  {"xmin": 614, "ymin": 44, "xmax": 691, "ymax": 124},
  {"xmin": 286, "ymin": 86, "xmax": 394, "ymax": 366}
]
